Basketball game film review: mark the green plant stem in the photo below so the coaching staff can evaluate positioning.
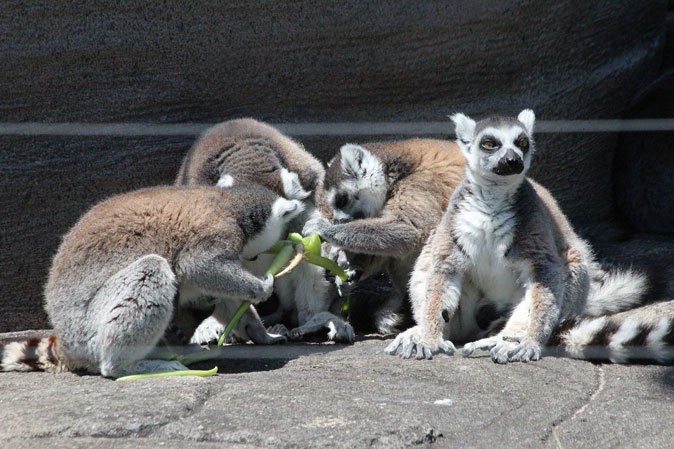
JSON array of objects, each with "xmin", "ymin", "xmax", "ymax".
[
  {"xmin": 215, "ymin": 233, "xmax": 351, "ymax": 347},
  {"xmin": 264, "ymin": 240, "xmax": 291, "ymax": 255},
  {"xmin": 216, "ymin": 300, "xmax": 250, "ymax": 346},
  {"xmin": 217, "ymin": 243, "xmax": 295, "ymax": 346},
  {"xmin": 115, "ymin": 367, "xmax": 218, "ymax": 382}
]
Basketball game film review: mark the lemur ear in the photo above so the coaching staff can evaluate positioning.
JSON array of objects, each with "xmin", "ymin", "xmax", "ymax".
[
  {"xmin": 340, "ymin": 144, "xmax": 375, "ymax": 178},
  {"xmin": 450, "ymin": 113, "xmax": 476, "ymax": 144},
  {"xmin": 280, "ymin": 168, "xmax": 311, "ymax": 200},
  {"xmin": 517, "ymin": 109, "xmax": 535, "ymax": 135}
]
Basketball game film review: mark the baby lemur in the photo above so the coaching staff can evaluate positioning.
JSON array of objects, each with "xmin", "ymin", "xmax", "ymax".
[
  {"xmin": 175, "ymin": 118, "xmax": 354, "ymax": 343},
  {"xmin": 386, "ymin": 110, "xmax": 672, "ymax": 364},
  {"xmin": 304, "ymin": 139, "xmax": 466, "ymax": 333},
  {"xmin": 1, "ymin": 184, "xmax": 303, "ymax": 377}
]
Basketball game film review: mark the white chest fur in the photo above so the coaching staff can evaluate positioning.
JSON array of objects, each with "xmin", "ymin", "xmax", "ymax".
[{"xmin": 454, "ymin": 194, "xmax": 523, "ymax": 304}]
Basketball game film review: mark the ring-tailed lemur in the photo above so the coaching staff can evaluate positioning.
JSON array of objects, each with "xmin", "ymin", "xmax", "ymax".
[
  {"xmin": 175, "ymin": 118, "xmax": 354, "ymax": 344},
  {"xmin": 303, "ymin": 139, "xmax": 468, "ymax": 333},
  {"xmin": 385, "ymin": 110, "xmax": 672, "ymax": 364},
  {"xmin": 0, "ymin": 184, "xmax": 304, "ymax": 377}
]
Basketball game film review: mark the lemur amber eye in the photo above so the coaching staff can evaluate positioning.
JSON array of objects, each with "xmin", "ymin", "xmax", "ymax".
[
  {"xmin": 516, "ymin": 136, "xmax": 529, "ymax": 150},
  {"xmin": 480, "ymin": 139, "xmax": 499, "ymax": 151}
]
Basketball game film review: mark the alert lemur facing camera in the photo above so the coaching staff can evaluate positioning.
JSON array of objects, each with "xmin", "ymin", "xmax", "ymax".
[{"xmin": 385, "ymin": 110, "xmax": 672, "ymax": 364}]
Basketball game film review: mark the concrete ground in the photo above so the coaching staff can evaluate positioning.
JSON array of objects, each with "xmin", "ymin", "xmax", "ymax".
[{"xmin": 1, "ymin": 337, "xmax": 672, "ymax": 448}]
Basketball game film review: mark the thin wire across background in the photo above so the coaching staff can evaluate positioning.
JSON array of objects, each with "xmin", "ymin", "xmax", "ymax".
[{"xmin": 1, "ymin": 119, "xmax": 673, "ymax": 137}]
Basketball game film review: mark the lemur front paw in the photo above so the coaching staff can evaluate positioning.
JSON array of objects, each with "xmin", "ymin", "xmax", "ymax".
[
  {"xmin": 463, "ymin": 336, "xmax": 541, "ymax": 364},
  {"xmin": 190, "ymin": 316, "xmax": 225, "ymax": 345},
  {"xmin": 384, "ymin": 326, "xmax": 456, "ymax": 360},
  {"xmin": 325, "ymin": 319, "xmax": 355, "ymax": 344},
  {"xmin": 302, "ymin": 217, "xmax": 332, "ymax": 236},
  {"xmin": 250, "ymin": 274, "xmax": 275, "ymax": 304},
  {"xmin": 504, "ymin": 339, "xmax": 541, "ymax": 363},
  {"xmin": 462, "ymin": 336, "xmax": 501, "ymax": 357},
  {"xmin": 267, "ymin": 323, "xmax": 290, "ymax": 337}
]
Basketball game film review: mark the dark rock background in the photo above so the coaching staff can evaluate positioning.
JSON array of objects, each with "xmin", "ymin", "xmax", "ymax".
[{"xmin": 1, "ymin": 0, "xmax": 672, "ymax": 332}]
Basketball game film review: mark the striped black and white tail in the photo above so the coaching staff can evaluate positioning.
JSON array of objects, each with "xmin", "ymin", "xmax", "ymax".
[
  {"xmin": 583, "ymin": 262, "xmax": 662, "ymax": 317},
  {"xmin": 554, "ymin": 301, "xmax": 674, "ymax": 364},
  {"xmin": 0, "ymin": 335, "xmax": 64, "ymax": 373}
]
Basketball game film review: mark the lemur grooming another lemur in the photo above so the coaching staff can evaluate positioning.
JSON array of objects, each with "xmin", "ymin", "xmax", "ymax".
[
  {"xmin": 385, "ymin": 110, "xmax": 672, "ymax": 364},
  {"xmin": 304, "ymin": 139, "xmax": 468, "ymax": 333},
  {"xmin": 175, "ymin": 119, "xmax": 354, "ymax": 343},
  {"xmin": 1, "ymin": 185, "xmax": 303, "ymax": 377}
]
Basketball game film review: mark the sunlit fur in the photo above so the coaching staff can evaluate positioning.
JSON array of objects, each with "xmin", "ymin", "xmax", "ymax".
[{"xmin": 386, "ymin": 110, "xmax": 668, "ymax": 364}]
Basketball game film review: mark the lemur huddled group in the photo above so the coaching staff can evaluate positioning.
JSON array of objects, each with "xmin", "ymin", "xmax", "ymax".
[{"xmin": 2, "ymin": 111, "xmax": 672, "ymax": 378}]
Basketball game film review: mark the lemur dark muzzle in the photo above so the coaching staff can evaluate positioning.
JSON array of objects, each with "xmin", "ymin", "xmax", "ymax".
[{"xmin": 493, "ymin": 150, "xmax": 524, "ymax": 176}]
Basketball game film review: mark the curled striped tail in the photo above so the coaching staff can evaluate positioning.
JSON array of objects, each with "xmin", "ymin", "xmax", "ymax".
[
  {"xmin": 0, "ymin": 334, "xmax": 64, "ymax": 373},
  {"xmin": 584, "ymin": 263, "xmax": 655, "ymax": 317},
  {"xmin": 554, "ymin": 301, "xmax": 674, "ymax": 364}
]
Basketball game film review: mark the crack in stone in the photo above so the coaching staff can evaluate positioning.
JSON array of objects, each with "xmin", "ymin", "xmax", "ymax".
[
  {"xmin": 479, "ymin": 401, "xmax": 526, "ymax": 430},
  {"xmin": 540, "ymin": 364, "xmax": 605, "ymax": 445}
]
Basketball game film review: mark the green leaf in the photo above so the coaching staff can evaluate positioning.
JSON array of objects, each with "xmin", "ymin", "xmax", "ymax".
[{"xmin": 301, "ymin": 232, "xmax": 322, "ymax": 256}]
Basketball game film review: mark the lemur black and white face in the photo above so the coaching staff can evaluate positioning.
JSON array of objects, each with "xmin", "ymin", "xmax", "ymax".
[
  {"xmin": 241, "ymin": 196, "xmax": 305, "ymax": 259},
  {"xmin": 451, "ymin": 109, "xmax": 535, "ymax": 184},
  {"xmin": 323, "ymin": 144, "xmax": 388, "ymax": 222}
]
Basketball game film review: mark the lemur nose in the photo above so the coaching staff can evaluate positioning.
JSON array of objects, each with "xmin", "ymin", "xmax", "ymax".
[
  {"xmin": 493, "ymin": 148, "xmax": 524, "ymax": 176},
  {"xmin": 505, "ymin": 156, "xmax": 520, "ymax": 167},
  {"xmin": 335, "ymin": 192, "xmax": 348, "ymax": 209}
]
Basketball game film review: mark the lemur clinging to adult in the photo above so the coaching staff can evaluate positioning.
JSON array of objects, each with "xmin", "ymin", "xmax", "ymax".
[
  {"xmin": 0, "ymin": 184, "xmax": 304, "ymax": 377},
  {"xmin": 385, "ymin": 110, "xmax": 672, "ymax": 364},
  {"xmin": 303, "ymin": 139, "xmax": 467, "ymax": 333},
  {"xmin": 175, "ymin": 118, "xmax": 354, "ymax": 343}
]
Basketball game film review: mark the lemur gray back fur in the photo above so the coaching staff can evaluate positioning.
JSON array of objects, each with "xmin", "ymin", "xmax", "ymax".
[
  {"xmin": 386, "ymin": 110, "xmax": 670, "ymax": 364},
  {"xmin": 3, "ymin": 184, "xmax": 304, "ymax": 377},
  {"xmin": 176, "ymin": 118, "xmax": 323, "ymax": 202}
]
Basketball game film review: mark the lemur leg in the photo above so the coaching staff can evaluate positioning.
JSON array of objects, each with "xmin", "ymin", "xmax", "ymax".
[
  {"xmin": 179, "ymin": 255, "xmax": 285, "ymax": 345},
  {"xmin": 563, "ymin": 247, "xmax": 590, "ymax": 315},
  {"xmin": 288, "ymin": 312, "xmax": 355, "ymax": 343},
  {"xmin": 180, "ymin": 256, "xmax": 274, "ymax": 303},
  {"xmin": 464, "ymin": 272, "xmax": 564, "ymax": 364},
  {"xmin": 385, "ymin": 262, "xmax": 461, "ymax": 360},
  {"xmin": 463, "ymin": 298, "xmax": 532, "ymax": 363},
  {"xmin": 190, "ymin": 314, "xmax": 225, "ymax": 345},
  {"xmin": 277, "ymin": 261, "xmax": 354, "ymax": 343},
  {"xmin": 94, "ymin": 254, "xmax": 184, "ymax": 378}
]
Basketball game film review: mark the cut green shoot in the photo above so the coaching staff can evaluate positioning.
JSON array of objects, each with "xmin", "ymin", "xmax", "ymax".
[{"xmin": 115, "ymin": 367, "xmax": 218, "ymax": 382}]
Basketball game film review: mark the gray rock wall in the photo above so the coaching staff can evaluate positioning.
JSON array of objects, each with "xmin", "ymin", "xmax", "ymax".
[{"xmin": 0, "ymin": 0, "xmax": 668, "ymax": 331}]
